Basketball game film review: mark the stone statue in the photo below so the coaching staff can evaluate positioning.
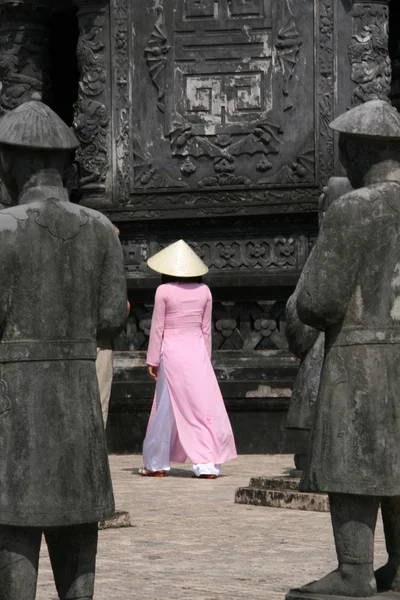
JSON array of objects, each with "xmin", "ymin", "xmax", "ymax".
[
  {"xmin": 285, "ymin": 177, "xmax": 353, "ymax": 473},
  {"xmin": 286, "ymin": 99, "xmax": 400, "ymax": 599},
  {"xmin": 0, "ymin": 101, "xmax": 128, "ymax": 599}
]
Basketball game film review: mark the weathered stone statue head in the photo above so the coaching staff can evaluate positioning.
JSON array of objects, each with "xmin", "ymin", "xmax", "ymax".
[
  {"xmin": 286, "ymin": 100, "xmax": 400, "ymax": 599},
  {"xmin": 332, "ymin": 99, "xmax": 400, "ymax": 189},
  {"xmin": 0, "ymin": 100, "xmax": 79, "ymax": 202}
]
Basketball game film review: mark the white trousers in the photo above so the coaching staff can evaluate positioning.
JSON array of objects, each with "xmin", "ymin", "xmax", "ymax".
[
  {"xmin": 96, "ymin": 348, "xmax": 114, "ymax": 427},
  {"xmin": 143, "ymin": 359, "xmax": 221, "ymax": 476}
]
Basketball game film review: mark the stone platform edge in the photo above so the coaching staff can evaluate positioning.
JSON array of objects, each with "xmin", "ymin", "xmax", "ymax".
[{"xmin": 286, "ymin": 590, "xmax": 400, "ymax": 600}]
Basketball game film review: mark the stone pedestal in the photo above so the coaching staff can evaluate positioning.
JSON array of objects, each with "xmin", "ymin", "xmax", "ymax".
[
  {"xmin": 235, "ymin": 476, "xmax": 329, "ymax": 512},
  {"xmin": 98, "ymin": 510, "xmax": 132, "ymax": 530},
  {"xmin": 286, "ymin": 592, "xmax": 400, "ymax": 600}
]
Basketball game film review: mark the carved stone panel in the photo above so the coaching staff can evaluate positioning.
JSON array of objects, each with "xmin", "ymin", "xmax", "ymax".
[
  {"xmin": 116, "ymin": 299, "xmax": 289, "ymax": 353},
  {"xmin": 111, "ymin": 0, "xmax": 335, "ymax": 216},
  {"xmin": 123, "ymin": 234, "xmax": 309, "ymax": 277}
]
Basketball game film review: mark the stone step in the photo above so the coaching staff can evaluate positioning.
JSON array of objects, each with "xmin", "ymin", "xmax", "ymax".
[
  {"xmin": 249, "ymin": 476, "xmax": 300, "ymax": 490},
  {"xmin": 235, "ymin": 487, "xmax": 329, "ymax": 512}
]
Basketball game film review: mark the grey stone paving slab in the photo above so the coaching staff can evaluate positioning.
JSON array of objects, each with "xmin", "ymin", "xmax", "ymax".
[
  {"xmin": 35, "ymin": 455, "xmax": 387, "ymax": 599},
  {"xmin": 286, "ymin": 592, "xmax": 400, "ymax": 600}
]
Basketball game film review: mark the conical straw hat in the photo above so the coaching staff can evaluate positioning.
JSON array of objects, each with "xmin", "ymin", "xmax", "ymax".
[
  {"xmin": 329, "ymin": 99, "xmax": 400, "ymax": 140},
  {"xmin": 0, "ymin": 100, "xmax": 79, "ymax": 150},
  {"xmin": 147, "ymin": 240, "xmax": 208, "ymax": 277}
]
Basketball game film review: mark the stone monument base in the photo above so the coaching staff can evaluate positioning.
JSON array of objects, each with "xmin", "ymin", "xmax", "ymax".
[
  {"xmin": 286, "ymin": 591, "xmax": 400, "ymax": 600},
  {"xmin": 99, "ymin": 511, "xmax": 132, "ymax": 530},
  {"xmin": 235, "ymin": 476, "xmax": 329, "ymax": 512}
]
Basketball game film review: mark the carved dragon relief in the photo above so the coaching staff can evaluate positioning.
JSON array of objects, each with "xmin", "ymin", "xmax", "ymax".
[
  {"xmin": 73, "ymin": 7, "xmax": 110, "ymax": 187},
  {"xmin": 349, "ymin": 2, "xmax": 391, "ymax": 105}
]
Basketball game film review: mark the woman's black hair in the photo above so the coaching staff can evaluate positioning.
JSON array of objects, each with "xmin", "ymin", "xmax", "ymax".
[{"xmin": 161, "ymin": 274, "xmax": 203, "ymax": 284}]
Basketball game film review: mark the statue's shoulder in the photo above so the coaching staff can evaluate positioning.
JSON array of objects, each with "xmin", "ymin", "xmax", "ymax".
[
  {"xmin": 335, "ymin": 186, "xmax": 381, "ymax": 207},
  {"xmin": 324, "ymin": 186, "xmax": 381, "ymax": 229},
  {"xmin": 0, "ymin": 204, "xmax": 30, "ymax": 233},
  {"xmin": 78, "ymin": 206, "xmax": 115, "ymax": 231}
]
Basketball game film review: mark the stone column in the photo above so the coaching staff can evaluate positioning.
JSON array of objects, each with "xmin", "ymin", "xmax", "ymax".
[
  {"xmin": 73, "ymin": 0, "xmax": 113, "ymax": 208},
  {"xmin": 0, "ymin": 0, "xmax": 52, "ymax": 113},
  {"xmin": 0, "ymin": 0, "xmax": 52, "ymax": 205},
  {"xmin": 349, "ymin": 0, "xmax": 392, "ymax": 105}
]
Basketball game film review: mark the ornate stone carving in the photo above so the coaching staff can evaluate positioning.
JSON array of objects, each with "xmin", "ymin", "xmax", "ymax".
[
  {"xmin": 349, "ymin": 1, "xmax": 391, "ymax": 105},
  {"xmin": 113, "ymin": 0, "xmax": 130, "ymax": 205},
  {"xmin": 259, "ymin": 132, "xmax": 315, "ymax": 184},
  {"xmin": 74, "ymin": 99, "xmax": 109, "ymax": 186},
  {"xmin": 124, "ymin": 185, "xmax": 319, "ymax": 217},
  {"xmin": 318, "ymin": 0, "xmax": 334, "ymax": 185},
  {"xmin": 115, "ymin": 0, "xmax": 335, "ymax": 215},
  {"xmin": 73, "ymin": 0, "xmax": 112, "ymax": 206},
  {"xmin": 167, "ymin": 115, "xmax": 283, "ymax": 184},
  {"xmin": 132, "ymin": 134, "xmax": 189, "ymax": 189},
  {"xmin": 123, "ymin": 235, "xmax": 306, "ymax": 274}
]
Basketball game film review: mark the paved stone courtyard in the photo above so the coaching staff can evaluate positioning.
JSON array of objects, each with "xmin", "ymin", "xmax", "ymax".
[{"xmin": 36, "ymin": 455, "xmax": 387, "ymax": 599}]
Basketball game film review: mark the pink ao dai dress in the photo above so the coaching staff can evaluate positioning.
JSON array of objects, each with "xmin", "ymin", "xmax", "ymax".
[{"xmin": 143, "ymin": 282, "xmax": 237, "ymax": 476}]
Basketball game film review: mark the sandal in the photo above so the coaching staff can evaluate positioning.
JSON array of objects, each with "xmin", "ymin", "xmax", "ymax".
[
  {"xmin": 138, "ymin": 467, "xmax": 166, "ymax": 477},
  {"xmin": 192, "ymin": 473, "xmax": 218, "ymax": 479}
]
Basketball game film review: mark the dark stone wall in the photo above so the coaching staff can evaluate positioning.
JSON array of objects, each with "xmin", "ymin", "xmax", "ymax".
[
  {"xmin": 100, "ymin": 0, "xmax": 392, "ymax": 455},
  {"xmin": 0, "ymin": 0, "xmax": 394, "ymax": 454}
]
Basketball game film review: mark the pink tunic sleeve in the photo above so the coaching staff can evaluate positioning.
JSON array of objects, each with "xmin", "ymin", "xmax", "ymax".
[
  {"xmin": 146, "ymin": 286, "xmax": 167, "ymax": 367},
  {"xmin": 202, "ymin": 287, "xmax": 212, "ymax": 358}
]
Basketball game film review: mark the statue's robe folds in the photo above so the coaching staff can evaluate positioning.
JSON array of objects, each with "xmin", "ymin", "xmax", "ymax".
[
  {"xmin": 297, "ymin": 181, "xmax": 400, "ymax": 496},
  {"xmin": 286, "ymin": 260, "xmax": 324, "ymax": 431},
  {"xmin": 0, "ymin": 186, "xmax": 128, "ymax": 527}
]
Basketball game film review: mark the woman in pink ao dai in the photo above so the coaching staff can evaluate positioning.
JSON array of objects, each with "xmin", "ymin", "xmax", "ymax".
[{"xmin": 140, "ymin": 240, "xmax": 237, "ymax": 478}]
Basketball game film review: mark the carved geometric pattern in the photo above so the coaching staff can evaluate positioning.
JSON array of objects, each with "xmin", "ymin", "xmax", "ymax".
[
  {"xmin": 116, "ymin": 300, "xmax": 289, "ymax": 352},
  {"xmin": 122, "ymin": 235, "xmax": 306, "ymax": 275},
  {"xmin": 186, "ymin": 238, "xmax": 297, "ymax": 270}
]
